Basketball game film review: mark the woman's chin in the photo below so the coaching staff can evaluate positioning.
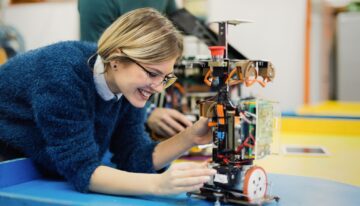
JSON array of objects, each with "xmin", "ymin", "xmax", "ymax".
[
  {"xmin": 127, "ymin": 97, "xmax": 147, "ymax": 108},
  {"xmin": 123, "ymin": 90, "xmax": 150, "ymax": 108}
]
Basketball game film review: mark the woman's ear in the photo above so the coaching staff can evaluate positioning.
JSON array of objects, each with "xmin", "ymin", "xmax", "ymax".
[{"xmin": 110, "ymin": 61, "xmax": 118, "ymax": 70}]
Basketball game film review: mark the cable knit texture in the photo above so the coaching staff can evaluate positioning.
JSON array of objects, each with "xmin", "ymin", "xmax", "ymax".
[{"xmin": 0, "ymin": 41, "xmax": 158, "ymax": 192}]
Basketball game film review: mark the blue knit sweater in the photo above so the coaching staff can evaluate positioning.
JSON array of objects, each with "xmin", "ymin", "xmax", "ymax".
[{"xmin": 0, "ymin": 41, "xmax": 158, "ymax": 192}]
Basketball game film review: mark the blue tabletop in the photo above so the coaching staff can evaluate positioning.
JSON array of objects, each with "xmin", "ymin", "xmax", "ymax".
[{"xmin": 1, "ymin": 159, "xmax": 360, "ymax": 206}]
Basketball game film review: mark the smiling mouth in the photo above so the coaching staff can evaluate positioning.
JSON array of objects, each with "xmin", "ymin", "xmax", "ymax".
[{"xmin": 138, "ymin": 88, "xmax": 152, "ymax": 98}]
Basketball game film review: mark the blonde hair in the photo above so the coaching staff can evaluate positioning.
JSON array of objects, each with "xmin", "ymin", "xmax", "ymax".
[{"xmin": 97, "ymin": 8, "xmax": 183, "ymax": 67}]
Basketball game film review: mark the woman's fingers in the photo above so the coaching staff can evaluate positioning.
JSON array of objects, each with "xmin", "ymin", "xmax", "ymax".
[
  {"xmin": 158, "ymin": 162, "xmax": 217, "ymax": 195},
  {"xmin": 200, "ymin": 159, "xmax": 212, "ymax": 166},
  {"xmin": 168, "ymin": 109, "xmax": 193, "ymax": 128},
  {"xmin": 172, "ymin": 176, "xmax": 210, "ymax": 187},
  {"xmin": 161, "ymin": 115, "xmax": 184, "ymax": 134},
  {"xmin": 169, "ymin": 162, "xmax": 216, "ymax": 188},
  {"xmin": 172, "ymin": 162, "xmax": 208, "ymax": 170},
  {"xmin": 173, "ymin": 183, "xmax": 205, "ymax": 193},
  {"xmin": 157, "ymin": 120, "xmax": 177, "ymax": 136},
  {"xmin": 172, "ymin": 168, "xmax": 216, "ymax": 179}
]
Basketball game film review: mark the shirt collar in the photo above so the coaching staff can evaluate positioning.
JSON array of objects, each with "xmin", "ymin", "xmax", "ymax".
[{"xmin": 93, "ymin": 55, "xmax": 122, "ymax": 101}]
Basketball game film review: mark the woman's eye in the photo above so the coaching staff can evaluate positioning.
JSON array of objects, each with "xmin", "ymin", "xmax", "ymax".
[{"xmin": 147, "ymin": 71, "xmax": 158, "ymax": 78}]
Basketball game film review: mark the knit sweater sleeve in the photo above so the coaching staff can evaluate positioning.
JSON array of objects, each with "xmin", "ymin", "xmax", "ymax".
[
  {"xmin": 31, "ymin": 65, "xmax": 100, "ymax": 192},
  {"xmin": 110, "ymin": 99, "xmax": 159, "ymax": 173}
]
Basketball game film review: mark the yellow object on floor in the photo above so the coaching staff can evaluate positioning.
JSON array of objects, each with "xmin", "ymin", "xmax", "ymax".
[
  {"xmin": 297, "ymin": 101, "xmax": 360, "ymax": 117},
  {"xmin": 283, "ymin": 101, "xmax": 360, "ymax": 136},
  {"xmin": 0, "ymin": 48, "xmax": 7, "ymax": 65},
  {"xmin": 281, "ymin": 117, "xmax": 360, "ymax": 136}
]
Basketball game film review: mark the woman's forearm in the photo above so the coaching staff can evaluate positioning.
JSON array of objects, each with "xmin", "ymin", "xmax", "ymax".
[
  {"xmin": 152, "ymin": 117, "xmax": 212, "ymax": 170},
  {"xmin": 89, "ymin": 161, "xmax": 216, "ymax": 196},
  {"xmin": 152, "ymin": 128, "xmax": 194, "ymax": 170},
  {"xmin": 89, "ymin": 165, "xmax": 159, "ymax": 195}
]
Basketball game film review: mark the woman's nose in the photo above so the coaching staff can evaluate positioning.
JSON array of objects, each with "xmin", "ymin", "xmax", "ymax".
[{"xmin": 149, "ymin": 82, "xmax": 164, "ymax": 93}]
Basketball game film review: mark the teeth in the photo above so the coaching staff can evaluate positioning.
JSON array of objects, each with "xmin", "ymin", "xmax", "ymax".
[{"xmin": 139, "ymin": 89, "xmax": 151, "ymax": 97}]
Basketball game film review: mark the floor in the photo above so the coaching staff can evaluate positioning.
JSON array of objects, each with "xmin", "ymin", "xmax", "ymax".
[
  {"xmin": 256, "ymin": 101, "xmax": 360, "ymax": 187},
  {"xmin": 255, "ymin": 131, "xmax": 360, "ymax": 187}
]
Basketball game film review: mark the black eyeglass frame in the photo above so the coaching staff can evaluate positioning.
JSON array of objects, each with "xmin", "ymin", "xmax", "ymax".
[{"xmin": 122, "ymin": 56, "xmax": 177, "ymax": 89}]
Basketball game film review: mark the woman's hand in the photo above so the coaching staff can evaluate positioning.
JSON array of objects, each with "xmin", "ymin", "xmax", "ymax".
[
  {"xmin": 150, "ymin": 117, "xmax": 212, "ymax": 171},
  {"xmin": 147, "ymin": 108, "xmax": 193, "ymax": 138},
  {"xmin": 153, "ymin": 161, "xmax": 216, "ymax": 195},
  {"xmin": 185, "ymin": 117, "xmax": 212, "ymax": 146}
]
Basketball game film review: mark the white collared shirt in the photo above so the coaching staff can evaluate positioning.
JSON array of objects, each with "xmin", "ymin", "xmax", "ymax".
[{"xmin": 93, "ymin": 55, "xmax": 122, "ymax": 101}]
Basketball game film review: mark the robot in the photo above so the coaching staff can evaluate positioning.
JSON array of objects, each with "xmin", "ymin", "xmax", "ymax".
[{"xmin": 187, "ymin": 20, "xmax": 279, "ymax": 205}]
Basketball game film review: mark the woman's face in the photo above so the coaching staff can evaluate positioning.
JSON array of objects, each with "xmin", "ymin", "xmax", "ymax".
[{"xmin": 105, "ymin": 57, "xmax": 177, "ymax": 108}]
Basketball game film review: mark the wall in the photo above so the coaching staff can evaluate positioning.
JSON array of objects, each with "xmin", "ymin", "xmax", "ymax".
[
  {"xmin": 337, "ymin": 12, "xmax": 360, "ymax": 101},
  {"xmin": 3, "ymin": 0, "xmax": 79, "ymax": 51}
]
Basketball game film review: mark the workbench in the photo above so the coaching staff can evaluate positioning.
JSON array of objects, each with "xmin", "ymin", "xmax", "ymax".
[{"xmin": 1, "ymin": 158, "xmax": 359, "ymax": 206}]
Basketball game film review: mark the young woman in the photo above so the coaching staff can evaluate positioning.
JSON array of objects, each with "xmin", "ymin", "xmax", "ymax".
[
  {"xmin": 78, "ymin": 0, "xmax": 193, "ymax": 139},
  {"xmin": 0, "ymin": 8, "xmax": 215, "ymax": 196}
]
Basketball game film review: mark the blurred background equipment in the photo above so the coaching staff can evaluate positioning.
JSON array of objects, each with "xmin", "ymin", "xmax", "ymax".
[
  {"xmin": 169, "ymin": 8, "xmax": 247, "ymax": 60},
  {"xmin": 0, "ymin": 25, "xmax": 25, "ymax": 61},
  {"xmin": 0, "ymin": 0, "xmax": 25, "ymax": 64},
  {"xmin": 10, "ymin": 0, "xmax": 44, "ymax": 3}
]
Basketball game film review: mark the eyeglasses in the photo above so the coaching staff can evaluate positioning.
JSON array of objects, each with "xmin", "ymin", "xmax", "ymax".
[{"xmin": 124, "ymin": 56, "xmax": 177, "ymax": 89}]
